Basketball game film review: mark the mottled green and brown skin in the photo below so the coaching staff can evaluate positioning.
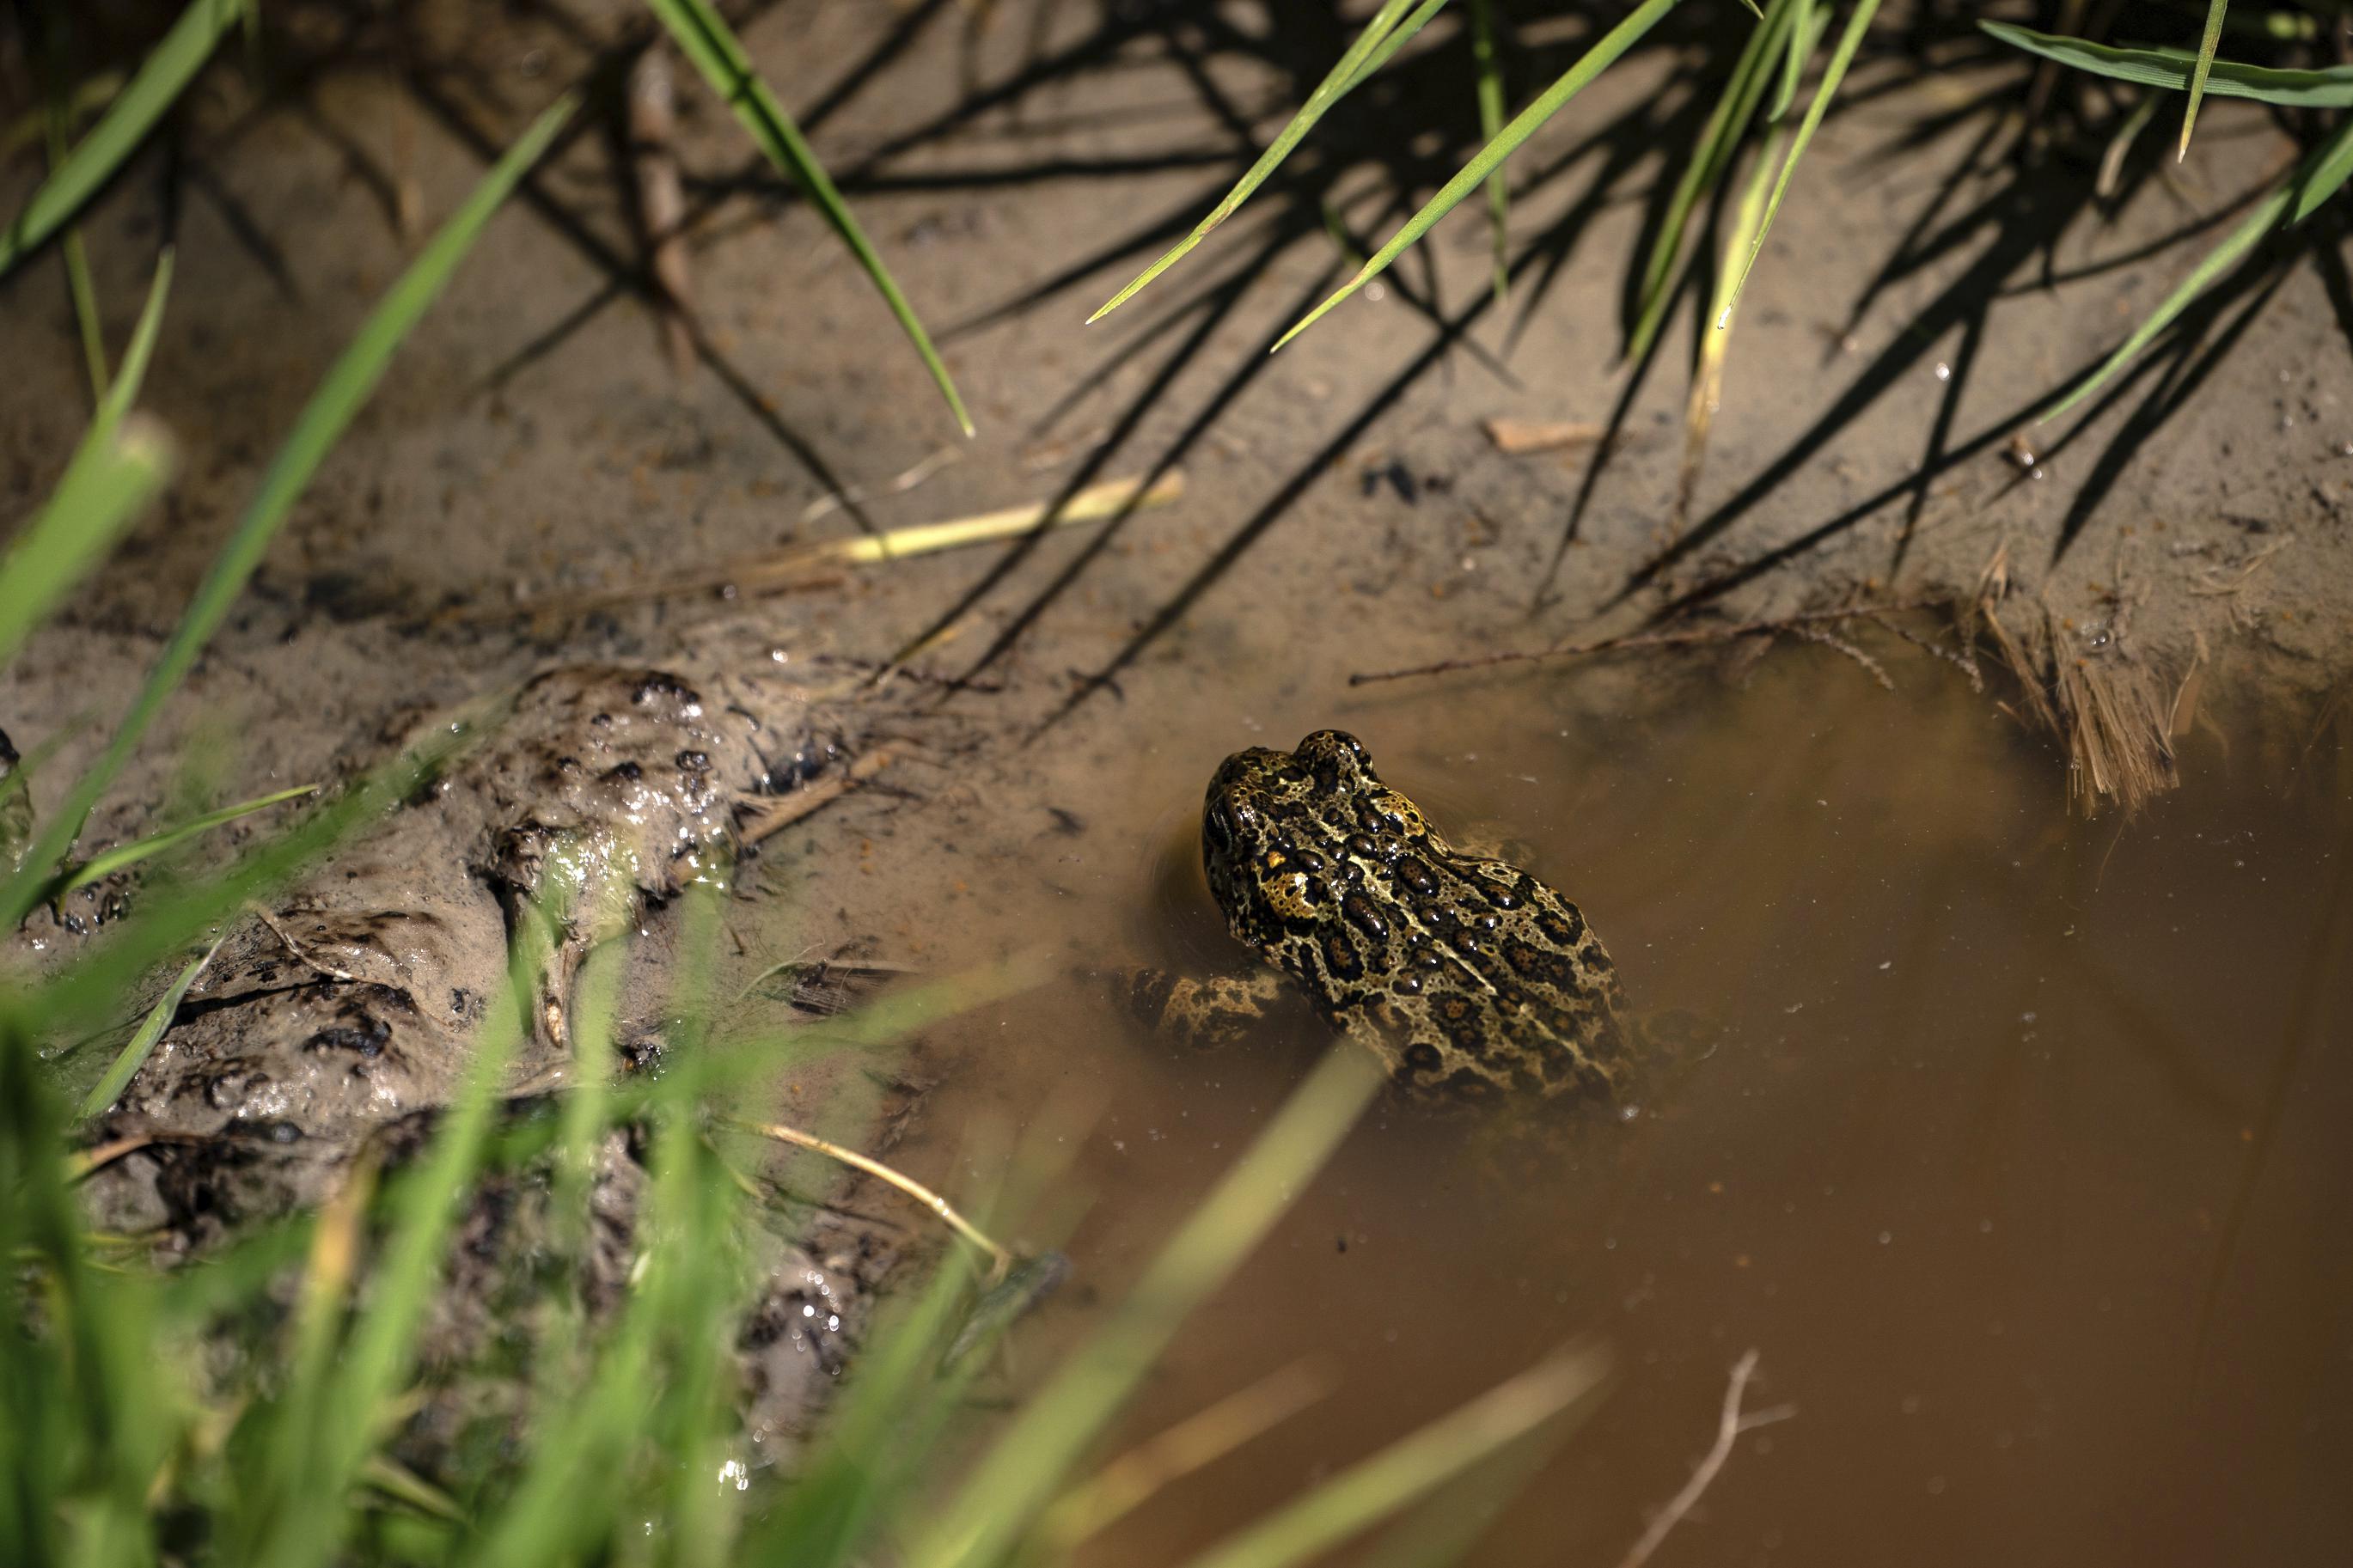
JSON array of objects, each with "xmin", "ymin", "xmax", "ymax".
[{"xmin": 1169, "ymin": 729, "xmax": 1632, "ymax": 1101}]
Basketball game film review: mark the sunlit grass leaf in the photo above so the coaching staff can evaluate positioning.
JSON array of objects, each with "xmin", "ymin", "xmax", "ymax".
[
  {"xmin": 239, "ymin": 900, "xmax": 547, "ymax": 1568},
  {"xmin": 1677, "ymin": 119, "xmax": 1786, "ymax": 523},
  {"xmin": 647, "ymin": 0, "xmax": 974, "ymax": 436},
  {"xmin": 0, "ymin": 0, "xmax": 246, "ymax": 278},
  {"xmin": 1090, "ymin": 0, "xmax": 1436, "ymax": 323},
  {"xmin": 1773, "ymin": 0, "xmax": 1817, "ymax": 119},
  {"xmin": 1470, "ymin": 0, "xmax": 1509, "ymax": 307},
  {"xmin": 2290, "ymin": 110, "xmax": 2353, "ymax": 223},
  {"xmin": 77, "ymin": 936, "xmax": 220, "ymax": 1120},
  {"xmin": 46, "ymin": 782, "xmax": 315, "ymax": 902},
  {"xmin": 1979, "ymin": 19, "xmax": 2353, "ymax": 108},
  {"xmin": 1626, "ymin": 0, "xmax": 1797, "ymax": 363},
  {"xmin": 2184, "ymin": 0, "xmax": 2230, "ymax": 156},
  {"xmin": 0, "ymin": 95, "xmax": 577, "ymax": 931},
  {"xmin": 1716, "ymin": 0, "xmax": 1882, "ymax": 328},
  {"xmin": 1275, "ymin": 0, "xmax": 1687, "ymax": 351},
  {"xmin": 0, "ymin": 250, "xmax": 175, "ymax": 669},
  {"xmin": 1177, "ymin": 1345, "xmax": 1610, "ymax": 1568},
  {"xmin": 2043, "ymin": 109, "xmax": 2353, "ymax": 419},
  {"xmin": 905, "ymin": 1046, "xmax": 1386, "ymax": 1568},
  {"xmin": 0, "ymin": 419, "xmax": 175, "ymax": 679}
]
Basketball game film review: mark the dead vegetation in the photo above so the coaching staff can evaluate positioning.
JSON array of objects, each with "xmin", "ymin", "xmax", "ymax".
[{"xmin": 1354, "ymin": 539, "xmax": 2198, "ymax": 816}]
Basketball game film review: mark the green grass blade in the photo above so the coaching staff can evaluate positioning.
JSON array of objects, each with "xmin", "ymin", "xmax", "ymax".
[
  {"xmin": 76, "ymin": 935, "xmax": 220, "ymax": 1120},
  {"xmin": 1715, "ymin": 0, "xmax": 1882, "ymax": 330},
  {"xmin": 100, "ymin": 246, "xmax": 174, "ymax": 427},
  {"xmin": 1178, "ymin": 1345, "xmax": 1610, "ymax": 1568},
  {"xmin": 1772, "ymin": 0, "xmax": 1818, "ymax": 119},
  {"xmin": 2183, "ymin": 0, "xmax": 2230, "ymax": 156},
  {"xmin": 905, "ymin": 1046, "xmax": 1386, "ymax": 1568},
  {"xmin": 1274, "ymin": 0, "xmax": 1687, "ymax": 352},
  {"xmin": 45, "ymin": 782, "xmax": 317, "ymax": 901},
  {"xmin": 1470, "ymin": 0, "xmax": 1510, "ymax": 307},
  {"xmin": 1978, "ymin": 20, "xmax": 2353, "ymax": 109},
  {"xmin": 0, "ymin": 95, "xmax": 576, "ymax": 930},
  {"xmin": 0, "ymin": 250, "xmax": 176, "ymax": 671},
  {"xmin": 0, "ymin": 0, "xmax": 245, "ymax": 279},
  {"xmin": 1088, "ymin": 0, "xmax": 1430, "ymax": 323},
  {"xmin": 1626, "ymin": 0, "xmax": 1796, "ymax": 363},
  {"xmin": 647, "ymin": 0, "xmax": 974, "ymax": 436},
  {"xmin": 1335, "ymin": 0, "xmax": 1452, "ymax": 97},
  {"xmin": 2290, "ymin": 109, "xmax": 2353, "ymax": 223},
  {"xmin": 0, "ymin": 417, "xmax": 175, "ymax": 676},
  {"xmin": 2039, "ymin": 113, "xmax": 2353, "ymax": 419},
  {"xmin": 251, "ymin": 887, "xmax": 558, "ymax": 1568}
]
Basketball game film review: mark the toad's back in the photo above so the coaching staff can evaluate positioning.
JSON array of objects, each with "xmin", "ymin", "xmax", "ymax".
[{"xmin": 1201, "ymin": 729, "xmax": 1630, "ymax": 1100}]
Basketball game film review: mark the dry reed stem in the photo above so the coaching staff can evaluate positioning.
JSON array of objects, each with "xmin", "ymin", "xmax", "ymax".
[
  {"xmin": 472, "ymin": 471, "xmax": 1184, "ymax": 623},
  {"xmin": 726, "ymin": 1115, "xmax": 1013, "ymax": 1280},
  {"xmin": 1484, "ymin": 418, "xmax": 1605, "ymax": 455},
  {"xmin": 1614, "ymin": 1348, "xmax": 1794, "ymax": 1568},
  {"xmin": 734, "ymin": 747, "xmax": 893, "ymax": 845}
]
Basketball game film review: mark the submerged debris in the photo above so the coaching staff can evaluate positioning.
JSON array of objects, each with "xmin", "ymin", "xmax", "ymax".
[{"xmin": 1961, "ymin": 545, "xmax": 2180, "ymax": 815}]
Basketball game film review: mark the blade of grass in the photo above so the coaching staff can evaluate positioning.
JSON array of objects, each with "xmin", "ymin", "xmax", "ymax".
[
  {"xmin": 76, "ymin": 935, "xmax": 220, "ymax": 1120},
  {"xmin": 46, "ymin": 101, "xmax": 110, "ymax": 407},
  {"xmin": 1470, "ymin": 0, "xmax": 1509, "ymax": 307},
  {"xmin": 0, "ymin": 95, "xmax": 576, "ymax": 930},
  {"xmin": 2041, "ymin": 110, "xmax": 2353, "ymax": 418},
  {"xmin": 1676, "ymin": 120, "xmax": 1786, "ymax": 527},
  {"xmin": 1978, "ymin": 20, "xmax": 2353, "ymax": 108},
  {"xmin": 45, "ymin": 783, "xmax": 316, "ymax": 902},
  {"xmin": 1274, "ymin": 0, "xmax": 1687, "ymax": 352},
  {"xmin": 0, "ymin": 249, "xmax": 175, "ymax": 669},
  {"xmin": 1089, "ymin": 0, "xmax": 1433, "ymax": 322},
  {"xmin": 2290, "ymin": 110, "xmax": 2353, "ymax": 223},
  {"xmin": 2098, "ymin": 90, "xmax": 2162, "ymax": 198},
  {"xmin": 249, "ymin": 880, "xmax": 560, "ymax": 1568},
  {"xmin": 1626, "ymin": 0, "xmax": 1797, "ymax": 363},
  {"xmin": 648, "ymin": 0, "xmax": 973, "ymax": 436},
  {"xmin": 1772, "ymin": 0, "xmax": 1817, "ymax": 119},
  {"xmin": 0, "ymin": 0, "xmax": 246, "ymax": 278},
  {"xmin": 0, "ymin": 415, "xmax": 175, "ymax": 675},
  {"xmin": 905, "ymin": 1045, "xmax": 1386, "ymax": 1568},
  {"xmin": 1179, "ymin": 1345, "xmax": 1610, "ymax": 1568},
  {"xmin": 2183, "ymin": 0, "xmax": 2229, "ymax": 156},
  {"xmin": 1716, "ymin": 0, "xmax": 1882, "ymax": 329}
]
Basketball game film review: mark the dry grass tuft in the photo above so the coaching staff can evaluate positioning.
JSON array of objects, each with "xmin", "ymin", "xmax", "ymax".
[{"xmin": 1960, "ymin": 543, "xmax": 2179, "ymax": 815}]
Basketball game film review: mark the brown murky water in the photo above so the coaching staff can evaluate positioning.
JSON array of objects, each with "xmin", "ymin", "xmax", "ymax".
[{"xmin": 893, "ymin": 659, "xmax": 2353, "ymax": 1567}]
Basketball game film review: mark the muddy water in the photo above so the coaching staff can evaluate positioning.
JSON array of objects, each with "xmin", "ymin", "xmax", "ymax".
[{"xmin": 889, "ymin": 659, "xmax": 2353, "ymax": 1567}]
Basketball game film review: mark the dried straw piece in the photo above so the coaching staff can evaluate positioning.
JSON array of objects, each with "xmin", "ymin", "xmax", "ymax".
[
  {"xmin": 1483, "ymin": 418, "xmax": 1605, "ymax": 455},
  {"xmin": 478, "ymin": 470, "xmax": 1184, "ymax": 623}
]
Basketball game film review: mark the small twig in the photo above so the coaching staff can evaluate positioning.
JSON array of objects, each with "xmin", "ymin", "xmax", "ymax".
[
  {"xmin": 64, "ymin": 1134, "xmax": 160, "ymax": 1181},
  {"xmin": 1483, "ymin": 417, "xmax": 1604, "ymax": 455},
  {"xmin": 1615, "ymin": 1348, "xmax": 1794, "ymax": 1568},
  {"xmin": 800, "ymin": 444, "xmax": 963, "ymax": 525},
  {"xmin": 248, "ymin": 903, "xmax": 359, "ymax": 983},
  {"xmin": 734, "ymin": 747, "xmax": 894, "ymax": 845},
  {"xmin": 1789, "ymin": 623, "xmax": 1895, "ymax": 692},
  {"xmin": 1349, "ymin": 597, "xmax": 1946, "ymax": 686},
  {"xmin": 2187, "ymin": 537, "xmax": 2288, "ymax": 596},
  {"xmin": 725, "ymin": 1115, "xmax": 1013, "ymax": 1281}
]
